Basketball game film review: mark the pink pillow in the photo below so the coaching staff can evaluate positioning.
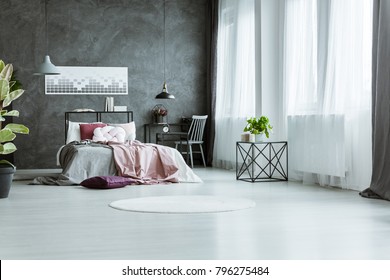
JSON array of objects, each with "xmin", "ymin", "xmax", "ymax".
[{"xmin": 79, "ymin": 123, "xmax": 107, "ymax": 140}]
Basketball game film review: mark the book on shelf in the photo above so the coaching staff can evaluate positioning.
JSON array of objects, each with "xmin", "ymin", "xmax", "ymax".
[{"xmin": 104, "ymin": 97, "xmax": 114, "ymax": 112}]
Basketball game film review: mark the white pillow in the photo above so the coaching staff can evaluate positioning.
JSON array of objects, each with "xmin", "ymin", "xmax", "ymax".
[
  {"xmin": 92, "ymin": 126, "xmax": 126, "ymax": 143},
  {"xmin": 66, "ymin": 121, "xmax": 86, "ymax": 143},
  {"xmin": 109, "ymin": 122, "xmax": 136, "ymax": 141}
]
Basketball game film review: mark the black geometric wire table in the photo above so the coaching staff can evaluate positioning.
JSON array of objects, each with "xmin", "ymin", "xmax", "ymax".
[{"xmin": 236, "ymin": 141, "xmax": 288, "ymax": 182}]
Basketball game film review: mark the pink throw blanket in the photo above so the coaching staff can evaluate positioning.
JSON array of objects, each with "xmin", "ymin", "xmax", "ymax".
[{"xmin": 108, "ymin": 141, "xmax": 179, "ymax": 183}]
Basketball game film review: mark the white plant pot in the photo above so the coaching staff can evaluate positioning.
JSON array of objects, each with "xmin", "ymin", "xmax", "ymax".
[
  {"xmin": 255, "ymin": 134, "xmax": 264, "ymax": 142},
  {"xmin": 249, "ymin": 134, "xmax": 256, "ymax": 142}
]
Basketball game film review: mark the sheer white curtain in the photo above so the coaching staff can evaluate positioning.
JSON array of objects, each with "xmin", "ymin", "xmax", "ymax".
[
  {"xmin": 213, "ymin": 0, "xmax": 255, "ymax": 169},
  {"xmin": 284, "ymin": 0, "xmax": 373, "ymax": 190}
]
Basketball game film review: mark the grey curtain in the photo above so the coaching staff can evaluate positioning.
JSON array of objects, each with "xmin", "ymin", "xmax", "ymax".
[
  {"xmin": 205, "ymin": 0, "xmax": 218, "ymax": 166},
  {"xmin": 360, "ymin": 0, "xmax": 390, "ymax": 200}
]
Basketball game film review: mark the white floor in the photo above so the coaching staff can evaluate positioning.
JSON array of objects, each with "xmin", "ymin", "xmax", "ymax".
[{"xmin": 0, "ymin": 167, "xmax": 389, "ymax": 260}]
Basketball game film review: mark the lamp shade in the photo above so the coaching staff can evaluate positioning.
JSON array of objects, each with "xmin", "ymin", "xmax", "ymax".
[
  {"xmin": 33, "ymin": 55, "xmax": 60, "ymax": 75},
  {"xmin": 156, "ymin": 82, "xmax": 175, "ymax": 99}
]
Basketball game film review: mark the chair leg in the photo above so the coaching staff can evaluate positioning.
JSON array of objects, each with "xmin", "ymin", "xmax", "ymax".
[
  {"xmin": 189, "ymin": 144, "xmax": 194, "ymax": 168},
  {"xmin": 199, "ymin": 144, "xmax": 206, "ymax": 167}
]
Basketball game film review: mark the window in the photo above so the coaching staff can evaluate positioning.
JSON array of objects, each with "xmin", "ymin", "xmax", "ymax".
[
  {"xmin": 284, "ymin": 0, "xmax": 373, "ymax": 189},
  {"xmin": 213, "ymin": 0, "xmax": 255, "ymax": 169}
]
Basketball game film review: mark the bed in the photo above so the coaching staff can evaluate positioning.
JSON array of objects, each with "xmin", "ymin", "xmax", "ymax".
[{"xmin": 33, "ymin": 111, "xmax": 202, "ymax": 186}]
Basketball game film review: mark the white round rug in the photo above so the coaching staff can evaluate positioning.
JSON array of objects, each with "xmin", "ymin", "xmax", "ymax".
[{"xmin": 109, "ymin": 195, "xmax": 256, "ymax": 214}]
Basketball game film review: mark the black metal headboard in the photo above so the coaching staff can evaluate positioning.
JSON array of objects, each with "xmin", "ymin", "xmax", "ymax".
[{"xmin": 64, "ymin": 111, "xmax": 134, "ymax": 143}]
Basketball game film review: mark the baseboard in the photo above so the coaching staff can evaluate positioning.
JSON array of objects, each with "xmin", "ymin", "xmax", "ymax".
[{"xmin": 14, "ymin": 169, "xmax": 62, "ymax": 181}]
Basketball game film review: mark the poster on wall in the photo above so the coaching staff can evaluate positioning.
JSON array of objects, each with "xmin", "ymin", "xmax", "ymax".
[{"xmin": 45, "ymin": 66, "xmax": 128, "ymax": 95}]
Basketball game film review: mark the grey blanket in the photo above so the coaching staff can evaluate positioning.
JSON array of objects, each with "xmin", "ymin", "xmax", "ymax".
[{"xmin": 32, "ymin": 141, "xmax": 117, "ymax": 185}]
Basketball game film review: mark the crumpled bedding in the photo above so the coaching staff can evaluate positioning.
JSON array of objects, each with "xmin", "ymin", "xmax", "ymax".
[
  {"xmin": 32, "ymin": 140, "xmax": 202, "ymax": 185},
  {"xmin": 109, "ymin": 141, "xmax": 180, "ymax": 183}
]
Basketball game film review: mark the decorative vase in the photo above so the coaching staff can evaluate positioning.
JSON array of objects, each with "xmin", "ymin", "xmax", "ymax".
[
  {"xmin": 156, "ymin": 115, "xmax": 167, "ymax": 124},
  {"xmin": 241, "ymin": 133, "xmax": 250, "ymax": 141},
  {"xmin": 0, "ymin": 165, "xmax": 16, "ymax": 198},
  {"xmin": 152, "ymin": 104, "xmax": 168, "ymax": 123},
  {"xmin": 249, "ymin": 134, "xmax": 256, "ymax": 142}
]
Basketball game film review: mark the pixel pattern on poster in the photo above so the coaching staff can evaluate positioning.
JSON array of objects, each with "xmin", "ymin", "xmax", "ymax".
[{"xmin": 45, "ymin": 66, "xmax": 128, "ymax": 95}]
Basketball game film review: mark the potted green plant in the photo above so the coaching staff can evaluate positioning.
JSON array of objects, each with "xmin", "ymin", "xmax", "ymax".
[
  {"xmin": 0, "ymin": 60, "xmax": 29, "ymax": 198},
  {"xmin": 243, "ymin": 116, "xmax": 272, "ymax": 142}
]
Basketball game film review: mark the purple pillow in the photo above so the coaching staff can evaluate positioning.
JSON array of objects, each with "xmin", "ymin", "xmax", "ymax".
[{"xmin": 80, "ymin": 176, "xmax": 137, "ymax": 189}]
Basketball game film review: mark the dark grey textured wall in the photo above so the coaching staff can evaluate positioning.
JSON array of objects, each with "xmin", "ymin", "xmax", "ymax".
[{"xmin": 0, "ymin": 0, "xmax": 207, "ymax": 169}]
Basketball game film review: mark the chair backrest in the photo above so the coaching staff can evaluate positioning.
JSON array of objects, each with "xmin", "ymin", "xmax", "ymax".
[{"xmin": 188, "ymin": 115, "xmax": 208, "ymax": 141}]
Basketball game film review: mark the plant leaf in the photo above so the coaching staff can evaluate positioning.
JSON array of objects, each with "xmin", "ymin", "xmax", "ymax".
[
  {"xmin": 0, "ymin": 110, "xmax": 8, "ymax": 121},
  {"xmin": 0, "ymin": 142, "xmax": 17, "ymax": 155},
  {"xmin": 0, "ymin": 128, "xmax": 16, "ymax": 143},
  {"xmin": 4, "ymin": 123, "xmax": 29, "ymax": 134},
  {"xmin": 0, "ymin": 79, "xmax": 10, "ymax": 101},
  {"xmin": 0, "ymin": 63, "xmax": 13, "ymax": 81},
  {"xmin": 2, "ymin": 89, "xmax": 24, "ymax": 107},
  {"xmin": 3, "ymin": 110, "xmax": 19, "ymax": 117},
  {"xmin": 0, "ymin": 159, "xmax": 15, "ymax": 169},
  {"xmin": 0, "ymin": 60, "xmax": 4, "ymax": 73},
  {"xmin": 9, "ymin": 80, "xmax": 16, "ymax": 88}
]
